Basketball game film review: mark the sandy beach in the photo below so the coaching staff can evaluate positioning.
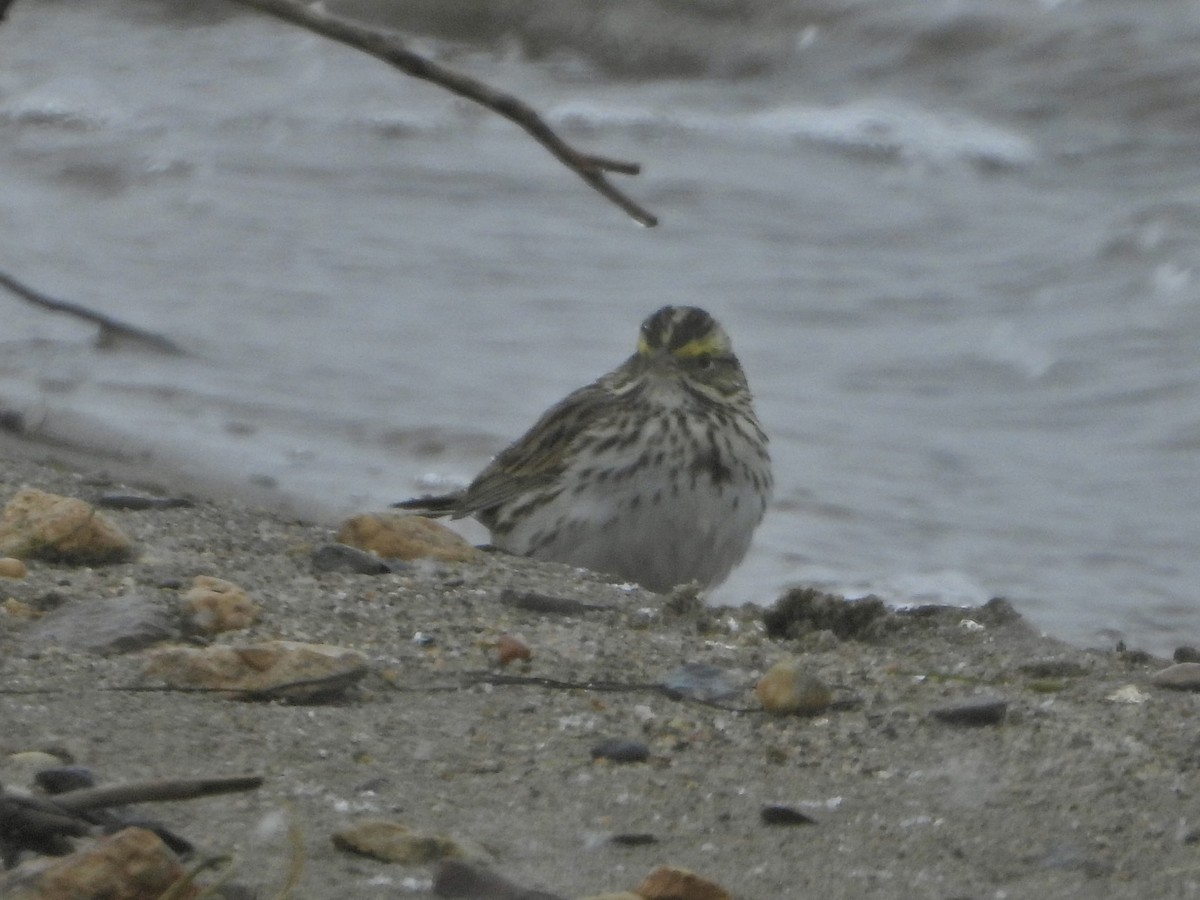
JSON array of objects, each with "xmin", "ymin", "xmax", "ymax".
[{"xmin": 1, "ymin": 429, "xmax": 1198, "ymax": 900}]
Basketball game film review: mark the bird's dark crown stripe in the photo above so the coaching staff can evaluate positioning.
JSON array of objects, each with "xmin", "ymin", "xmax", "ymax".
[{"xmin": 638, "ymin": 306, "xmax": 718, "ymax": 355}]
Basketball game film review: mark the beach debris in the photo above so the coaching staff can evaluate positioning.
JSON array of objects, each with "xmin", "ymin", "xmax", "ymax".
[
  {"xmin": 1150, "ymin": 662, "xmax": 1200, "ymax": 691},
  {"xmin": 25, "ymin": 594, "xmax": 176, "ymax": 655},
  {"xmin": 755, "ymin": 660, "xmax": 832, "ymax": 716},
  {"xmin": 499, "ymin": 588, "xmax": 611, "ymax": 615},
  {"xmin": 182, "ymin": 575, "xmax": 262, "ymax": 636},
  {"xmin": 494, "ymin": 633, "xmax": 532, "ymax": 667},
  {"xmin": 310, "ymin": 542, "xmax": 395, "ymax": 575},
  {"xmin": 609, "ymin": 833, "xmax": 658, "ymax": 847},
  {"xmin": 929, "ymin": 697, "xmax": 1008, "ymax": 726},
  {"xmin": 1, "ymin": 598, "xmax": 39, "ymax": 619},
  {"xmin": 0, "ymin": 556, "xmax": 26, "ymax": 578},
  {"xmin": 0, "ymin": 827, "xmax": 192, "ymax": 900},
  {"xmin": 660, "ymin": 662, "xmax": 739, "ymax": 703},
  {"xmin": 762, "ymin": 586, "xmax": 887, "ymax": 641},
  {"xmin": 590, "ymin": 739, "xmax": 650, "ymax": 765},
  {"xmin": 760, "ymin": 803, "xmax": 818, "ymax": 827},
  {"xmin": 433, "ymin": 859, "xmax": 566, "ymax": 900},
  {"xmin": 636, "ymin": 865, "xmax": 732, "ymax": 900},
  {"xmin": 0, "ymin": 488, "xmax": 133, "ymax": 564},
  {"xmin": 94, "ymin": 493, "xmax": 194, "ymax": 511},
  {"xmin": 1017, "ymin": 658, "xmax": 1089, "ymax": 679},
  {"xmin": 331, "ymin": 820, "xmax": 487, "ymax": 864},
  {"xmin": 336, "ymin": 512, "xmax": 477, "ymax": 562},
  {"xmin": 1174, "ymin": 646, "xmax": 1200, "ymax": 664},
  {"xmin": 143, "ymin": 640, "xmax": 370, "ymax": 701}
]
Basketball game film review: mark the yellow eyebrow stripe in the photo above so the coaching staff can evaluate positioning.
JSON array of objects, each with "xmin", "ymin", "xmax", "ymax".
[{"xmin": 672, "ymin": 336, "xmax": 721, "ymax": 358}]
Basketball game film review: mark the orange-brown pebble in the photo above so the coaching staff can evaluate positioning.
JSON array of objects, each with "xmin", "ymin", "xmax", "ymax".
[
  {"xmin": 1, "ymin": 598, "xmax": 40, "ymax": 619},
  {"xmin": 336, "ymin": 513, "xmax": 477, "ymax": 563},
  {"xmin": 495, "ymin": 633, "xmax": 532, "ymax": 667},
  {"xmin": 0, "ymin": 557, "xmax": 27, "ymax": 579},
  {"xmin": 755, "ymin": 659, "xmax": 833, "ymax": 716},
  {"xmin": 0, "ymin": 827, "xmax": 194, "ymax": 900},
  {"xmin": 183, "ymin": 575, "xmax": 262, "ymax": 635},
  {"xmin": 636, "ymin": 865, "xmax": 732, "ymax": 900},
  {"xmin": 0, "ymin": 488, "xmax": 132, "ymax": 564}
]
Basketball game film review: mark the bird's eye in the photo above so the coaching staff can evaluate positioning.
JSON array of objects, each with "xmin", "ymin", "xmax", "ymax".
[{"xmin": 694, "ymin": 355, "xmax": 713, "ymax": 369}]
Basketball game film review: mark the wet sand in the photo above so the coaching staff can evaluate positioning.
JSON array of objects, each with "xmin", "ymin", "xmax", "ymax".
[{"xmin": 0, "ymin": 430, "xmax": 1197, "ymax": 899}]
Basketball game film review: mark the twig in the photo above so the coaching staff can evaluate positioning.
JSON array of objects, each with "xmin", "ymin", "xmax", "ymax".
[
  {"xmin": 52, "ymin": 775, "xmax": 264, "ymax": 813},
  {"xmin": 227, "ymin": 0, "xmax": 659, "ymax": 227},
  {"xmin": 0, "ymin": 269, "xmax": 184, "ymax": 355}
]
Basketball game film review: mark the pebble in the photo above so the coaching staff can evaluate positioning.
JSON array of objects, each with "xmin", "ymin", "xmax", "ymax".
[
  {"xmin": 0, "ymin": 488, "xmax": 133, "ymax": 564},
  {"xmin": 1172, "ymin": 646, "xmax": 1200, "ymax": 664},
  {"xmin": 143, "ymin": 640, "xmax": 370, "ymax": 702},
  {"xmin": 500, "ymin": 588, "xmax": 607, "ymax": 615},
  {"xmin": 0, "ymin": 556, "xmax": 27, "ymax": 579},
  {"xmin": 754, "ymin": 660, "xmax": 833, "ymax": 716},
  {"xmin": 495, "ymin": 634, "xmax": 532, "ymax": 667},
  {"xmin": 661, "ymin": 662, "xmax": 739, "ymax": 703},
  {"xmin": 930, "ymin": 697, "xmax": 1008, "ymax": 726},
  {"xmin": 183, "ymin": 575, "xmax": 262, "ymax": 635},
  {"xmin": 25, "ymin": 594, "xmax": 176, "ymax": 655},
  {"xmin": 760, "ymin": 803, "xmax": 818, "ymax": 826},
  {"xmin": 0, "ymin": 827, "xmax": 187, "ymax": 900},
  {"xmin": 331, "ymin": 820, "xmax": 484, "ymax": 865},
  {"xmin": 590, "ymin": 739, "xmax": 650, "ymax": 764},
  {"xmin": 1150, "ymin": 662, "xmax": 1200, "ymax": 691},
  {"xmin": 636, "ymin": 865, "xmax": 732, "ymax": 900},
  {"xmin": 433, "ymin": 859, "xmax": 567, "ymax": 900},
  {"xmin": 310, "ymin": 542, "xmax": 394, "ymax": 575},
  {"xmin": 336, "ymin": 512, "xmax": 477, "ymax": 562}
]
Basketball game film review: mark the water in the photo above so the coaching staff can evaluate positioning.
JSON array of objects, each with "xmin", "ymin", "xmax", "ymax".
[{"xmin": 2, "ymin": 0, "xmax": 1199, "ymax": 653}]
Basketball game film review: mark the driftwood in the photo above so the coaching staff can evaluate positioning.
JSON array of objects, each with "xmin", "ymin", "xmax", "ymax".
[
  {"xmin": 228, "ymin": 0, "xmax": 659, "ymax": 227},
  {"xmin": 0, "ymin": 269, "xmax": 184, "ymax": 355}
]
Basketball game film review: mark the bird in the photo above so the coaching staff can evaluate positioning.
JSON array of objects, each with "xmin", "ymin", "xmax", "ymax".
[{"xmin": 394, "ymin": 306, "xmax": 772, "ymax": 594}]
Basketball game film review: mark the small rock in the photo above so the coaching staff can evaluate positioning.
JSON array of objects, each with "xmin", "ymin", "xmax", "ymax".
[
  {"xmin": 495, "ymin": 634, "xmax": 531, "ymax": 667},
  {"xmin": 25, "ymin": 595, "xmax": 176, "ymax": 655},
  {"xmin": 0, "ymin": 488, "xmax": 133, "ymax": 564},
  {"xmin": 1107, "ymin": 684, "xmax": 1150, "ymax": 704},
  {"xmin": 0, "ymin": 827, "xmax": 193, "ymax": 900},
  {"xmin": 661, "ymin": 662, "xmax": 739, "ymax": 703},
  {"xmin": 636, "ymin": 865, "xmax": 732, "ymax": 900},
  {"xmin": 143, "ymin": 640, "xmax": 369, "ymax": 701},
  {"xmin": 1174, "ymin": 646, "xmax": 1200, "ymax": 664},
  {"xmin": 930, "ymin": 697, "xmax": 1008, "ymax": 726},
  {"xmin": 755, "ymin": 660, "xmax": 832, "ymax": 716},
  {"xmin": 310, "ymin": 543, "xmax": 395, "ymax": 575},
  {"xmin": 1150, "ymin": 662, "xmax": 1200, "ymax": 691},
  {"xmin": 336, "ymin": 513, "xmax": 477, "ymax": 563},
  {"xmin": 2, "ymin": 598, "xmax": 40, "ymax": 619},
  {"xmin": 499, "ymin": 589, "xmax": 607, "ymax": 615},
  {"xmin": 332, "ymin": 820, "xmax": 485, "ymax": 864},
  {"xmin": 760, "ymin": 803, "xmax": 818, "ymax": 826},
  {"xmin": 609, "ymin": 833, "xmax": 658, "ymax": 847},
  {"xmin": 433, "ymin": 859, "xmax": 566, "ymax": 900},
  {"xmin": 579, "ymin": 894, "xmax": 643, "ymax": 900},
  {"xmin": 183, "ymin": 575, "xmax": 262, "ymax": 635},
  {"xmin": 0, "ymin": 557, "xmax": 27, "ymax": 579},
  {"xmin": 590, "ymin": 739, "xmax": 650, "ymax": 764}
]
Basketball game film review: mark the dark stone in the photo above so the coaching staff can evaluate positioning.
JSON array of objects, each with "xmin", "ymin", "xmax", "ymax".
[
  {"xmin": 1173, "ymin": 646, "xmax": 1200, "ymax": 664},
  {"xmin": 610, "ymin": 832, "xmax": 658, "ymax": 846},
  {"xmin": 660, "ymin": 662, "xmax": 739, "ymax": 703},
  {"xmin": 311, "ymin": 543, "xmax": 394, "ymax": 575},
  {"xmin": 760, "ymin": 804, "xmax": 818, "ymax": 826},
  {"xmin": 35, "ymin": 767, "xmax": 95, "ymax": 794},
  {"xmin": 24, "ymin": 595, "xmax": 177, "ymax": 655},
  {"xmin": 590, "ymin": 738, "xmax": 650, "ymax": 764},
  {"xmin": 763, "ymin": 587, "xmax": 888, "ymax": 641},
  {"xmin": 433, "ymin": 860, "xmax": 566, "ymax": 900},
  {"xmin": 500, "ymin": 589, "xmax": 608, "ymax": 615},
  {"xmin": 930, "ymin": 697, "xmax": 1008, "ymax": 727}
]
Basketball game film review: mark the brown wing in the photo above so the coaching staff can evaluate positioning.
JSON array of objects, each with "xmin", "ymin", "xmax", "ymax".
[{"xmin": 452, "ymin": 379, "xmax": 620, "ymax": 517}]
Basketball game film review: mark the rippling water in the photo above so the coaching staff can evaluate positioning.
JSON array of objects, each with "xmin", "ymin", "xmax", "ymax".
[{"xmin": 2, "ymin": 0, "xmax": 1199, "ymax": 653}]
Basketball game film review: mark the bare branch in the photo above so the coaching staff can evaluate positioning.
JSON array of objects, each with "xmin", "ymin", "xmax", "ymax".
[
  {"xmin": 0, "ymin": 269, "xmax": 185, "ymax": 355},
  {"xmin": 228, "ymin": 0, "xmax": 659, "ymax": 227}
]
